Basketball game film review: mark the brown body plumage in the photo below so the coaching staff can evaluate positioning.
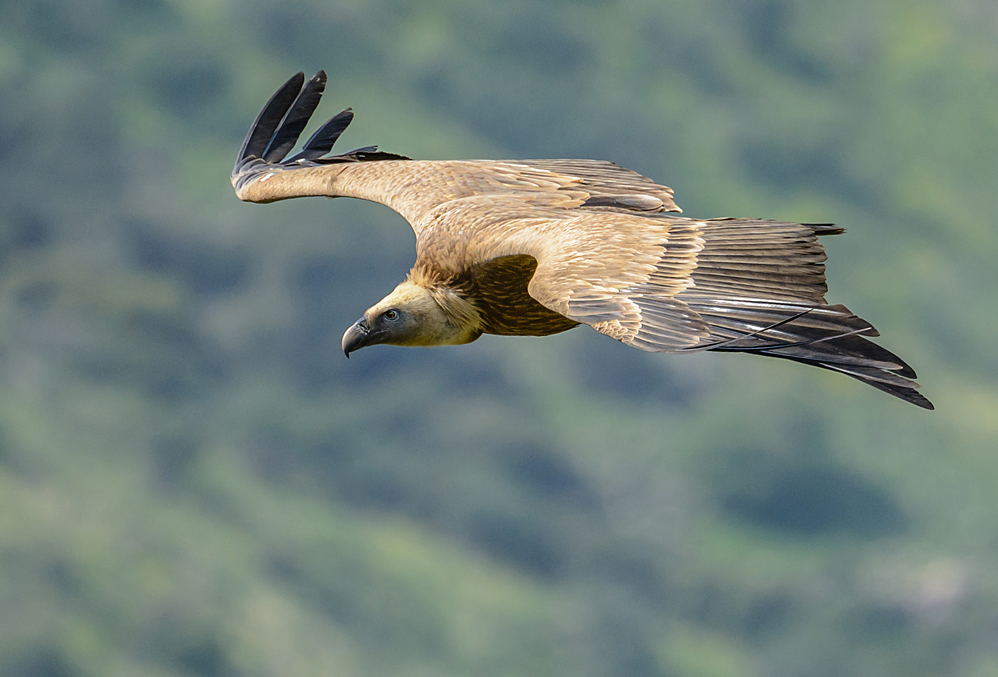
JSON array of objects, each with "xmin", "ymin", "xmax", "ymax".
[{"xmin": 231, "ymin": 71, "xmax": 933, "ymax": 409}]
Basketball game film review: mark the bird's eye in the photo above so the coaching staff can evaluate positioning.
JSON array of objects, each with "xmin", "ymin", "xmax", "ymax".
[{"xmin": 384, "ymin": 309, "xmax": 399, "ymax": 321}]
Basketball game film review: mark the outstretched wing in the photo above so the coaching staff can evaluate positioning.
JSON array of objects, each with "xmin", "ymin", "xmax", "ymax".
[
  {"xmin": 231, "ymin": 72, "xmax": 682, "ymax": 232},
  {"xmin": 673, "ymin": 218, "xmax": 932, "ymax": 408},
  {"xmin": 481, "ymin": 213, "xmax": 931, "ymax": 409}
]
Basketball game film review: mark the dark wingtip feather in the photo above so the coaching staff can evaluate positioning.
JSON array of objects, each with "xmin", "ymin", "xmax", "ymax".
[
  {"xmin": 805, "ymin": 223, "xmax": 846, "ymax": 236},
  {"xmin": 690, "ymin": 299, "xmax": 931, "ymax": 409},
  {"xmin": 845, "ymin": 372, "xmax": 934, "ymax": 410},
  {"xmin": 317, "ymin": 148, "xmax": 412, "ymax": 163},
  {"xmin": 357, "ymin": 151, "xmax": 412, "ymax": 161},
  {"xmin": 286, "ymin": 108, "xmax": 354, "ymax": 162},
  {"xmin": 236, "ymin": 72, "xmax": 305, "ymax": 165},
  {"xmin": 232, "ymin": 69, "xmax": 411, "ymax": 192},
  {"xmin": 764, "ymin": 353, "xmax": 933, "ymax": 409},
  {"xmin": 262, "ymin": 71, "xmax": 327, "ymax": 162}
]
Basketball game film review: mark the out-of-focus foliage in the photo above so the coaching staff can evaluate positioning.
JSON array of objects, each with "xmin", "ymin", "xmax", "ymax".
[{"xmin": 0, "ymin": 1, "xmax": 996, "ymax": 675}]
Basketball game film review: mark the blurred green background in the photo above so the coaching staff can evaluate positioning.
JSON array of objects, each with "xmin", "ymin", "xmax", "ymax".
[{"xmin": 1, "ymin": 1, "xmax": 996, "ymax": 675}]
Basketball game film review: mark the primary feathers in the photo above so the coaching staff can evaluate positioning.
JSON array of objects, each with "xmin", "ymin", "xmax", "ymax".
[{"xmin": 232, "ymin": 71, "xmax": 932, "ymax": 410}]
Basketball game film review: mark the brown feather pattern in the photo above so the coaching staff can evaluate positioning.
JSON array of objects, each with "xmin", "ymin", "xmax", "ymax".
[{"xmin": 457, "ymin": 256, "xmax": 580, "ymax": 336}]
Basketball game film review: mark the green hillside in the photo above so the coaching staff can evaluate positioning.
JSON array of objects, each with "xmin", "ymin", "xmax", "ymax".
[{"xmin": 1, "ymin": 1, "xmax": 996, "ymax": 675}]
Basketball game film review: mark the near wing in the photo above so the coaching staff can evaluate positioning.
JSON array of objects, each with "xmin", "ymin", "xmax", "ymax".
[{"xmin": 516, "ymin": 214, "xmax": 932, "ymax": 409}]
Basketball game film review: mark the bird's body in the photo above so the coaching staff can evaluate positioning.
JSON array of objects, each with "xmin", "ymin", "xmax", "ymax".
[{"xmin": 232, "ymin": 71, "xmax": 933, "ymax": 409}]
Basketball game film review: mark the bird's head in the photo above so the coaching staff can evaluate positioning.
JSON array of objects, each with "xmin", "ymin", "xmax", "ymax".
[{"xmin": 341, "ymin": 280, "xmax": 482, "ymax": 356}]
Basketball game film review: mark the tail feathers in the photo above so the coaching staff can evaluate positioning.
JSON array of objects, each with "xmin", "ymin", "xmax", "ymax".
[{"xmin": 682, "ymin": 297, "xmax": 933, "ymax": 409}]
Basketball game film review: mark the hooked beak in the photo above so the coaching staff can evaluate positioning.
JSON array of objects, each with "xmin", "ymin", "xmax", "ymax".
[{"xmin": 341, "ymin": 318, "xmax": 371, "ymax": 358}]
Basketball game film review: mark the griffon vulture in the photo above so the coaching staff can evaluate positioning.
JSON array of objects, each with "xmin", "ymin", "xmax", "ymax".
[{"xmin": 231, "ymin": 71, "xmax": 932, "ymax": 410}]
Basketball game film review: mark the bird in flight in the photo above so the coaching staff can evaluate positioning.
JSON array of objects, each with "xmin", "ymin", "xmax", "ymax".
[{"xmin": 231, "ymin": 71, "xmax": 932, "ymax": 409}]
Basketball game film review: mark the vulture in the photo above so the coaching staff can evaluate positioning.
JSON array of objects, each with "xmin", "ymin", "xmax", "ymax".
[{"xmin": 231, "ymin": 71, "xmax": 932, "ymax": 410}]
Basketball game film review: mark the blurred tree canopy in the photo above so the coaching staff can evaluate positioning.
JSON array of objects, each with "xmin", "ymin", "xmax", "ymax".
[{"xmin": 0, "ymin": 1, "xmax": 996, "ymax": 676}]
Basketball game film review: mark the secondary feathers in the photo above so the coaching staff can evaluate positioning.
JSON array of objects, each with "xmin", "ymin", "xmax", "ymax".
[{"xmin": 231, "ymin": 70, "xmax": 933, "ymax": 410}]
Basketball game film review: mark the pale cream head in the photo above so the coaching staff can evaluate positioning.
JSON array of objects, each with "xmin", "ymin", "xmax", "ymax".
[{"xmin": 341, "ymin": 279, "xmax": 483, "ymax": 355}]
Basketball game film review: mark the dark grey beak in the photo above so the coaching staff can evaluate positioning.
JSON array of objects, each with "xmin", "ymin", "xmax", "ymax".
[{"xmin": 341, "ymin": 318, "xmax": 371, "ymax": 357}]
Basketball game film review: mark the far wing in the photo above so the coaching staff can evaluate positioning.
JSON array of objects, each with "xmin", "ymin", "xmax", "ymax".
[
  {"xmin": 231, "ymin": 72, "xmax": 684, "ymax": 237},
  {"xmin": 231, "ymin": 70, "xmax": 409, "ymax": 203}
]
